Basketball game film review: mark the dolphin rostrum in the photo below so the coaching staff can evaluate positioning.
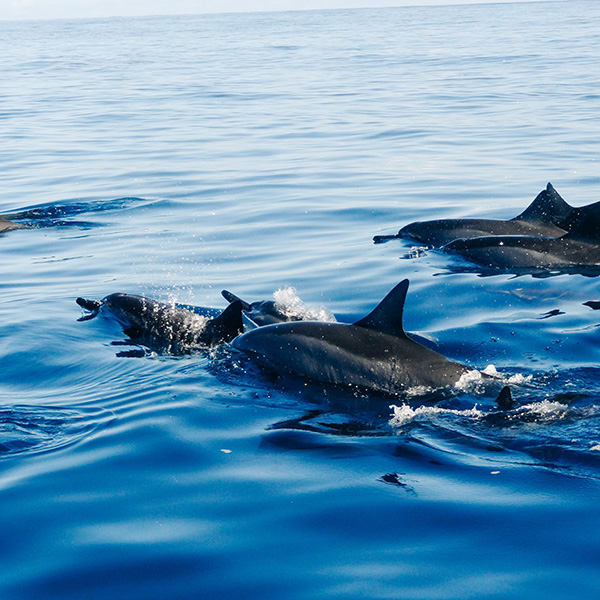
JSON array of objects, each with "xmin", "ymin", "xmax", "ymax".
[
  {"xmin": 76, "ymin": 293, "xmax": 243, "ymax": 352},
  {"xmin": 373, "ymin": 183, "xmax": 588, "ymax": 246},
  {"xmin": 231, "ymin": 280, "xmax": 472, "ymax": 395}
]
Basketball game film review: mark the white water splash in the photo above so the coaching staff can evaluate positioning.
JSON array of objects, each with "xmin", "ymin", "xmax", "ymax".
[
  {"xmin": 516, "ymin": 399, "xmax": 569, "ymax": 419},
  {"xmin": 454, "ymin": 364, "xmax": 532, "ymax": 392},
  {"xmin": 273, "ymin": 287, "xmax": 336, "ymax": 322},
  {"xmin": 403, "ymin": 245, "xmax": 430, "ymax": 259},
  {"xmin": 389, "ymin": 403, "xmax": 484, "ymax": 428}
]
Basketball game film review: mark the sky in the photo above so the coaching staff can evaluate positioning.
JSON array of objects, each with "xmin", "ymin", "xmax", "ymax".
[{"xmin": 1, "ymin": 0, "xmax": 546, "ymax": 21}]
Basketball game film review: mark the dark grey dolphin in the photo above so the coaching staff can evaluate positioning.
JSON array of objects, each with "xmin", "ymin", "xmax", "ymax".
[
  {"xmin": 374, "ymin": 183, "xmax": 580, "ymax": 246},
  {"xmin": 0, "ymin": 215, "xmax": 25, "ymax": 234},
  {"xmin": 76, "ymin": 293, "xmax": 243, "ymax": 351},
  {"xmin": 221, "ymin": 290, "xmax": 303, "ymax": 326},
  {"xmin": 443, "ymin": 209, "xmax": 600, "ymax": 273},
  {"xmin": 231, "ymin": 280, "xmax": 471, "ymax": 396}
]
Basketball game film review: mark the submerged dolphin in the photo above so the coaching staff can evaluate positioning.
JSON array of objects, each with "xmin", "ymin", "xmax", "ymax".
[
  {"xmin": 374, "ymin": 183, "xmax": 588, "ymax": 246},
  {"xmin": 0, "ymin": 216, "xmax": 25, "ymax": 234},
  {"xmin": 231, "ymin": 280, "xmax": 471, "ymax": 395},
  {"xmin": 76, "ymin": 293, "xmax": 243, "ymax": 351},
  {"xmin": 221, "ymin": 290, "xmax": 305, "ymax": 326},
  {"xmin": 443, "ymin": 209, "xmax": 600, "ymax": 273}
]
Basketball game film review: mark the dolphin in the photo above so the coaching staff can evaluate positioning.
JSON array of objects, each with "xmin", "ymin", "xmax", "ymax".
[
  {"xmin": 0, "ymin": 216, "xmax": 25, "ymax": 234},
  {"xmin": 76, "ymin": 293, "xmax": 243, "ymax": 351},
  {"xmin": 443, "ymin": 209, "xmax": 600, "ymax": 273},
  {"xmin": 231, "ymin": 280, "xmax": 472, "ymax": 396},
  {"xmin": 221, "ymin": 290, "xmax": 305, "ymax": 327},
  {"xmin": 374, "ymin": 183, "xmax": 584, "ymax": 246}
]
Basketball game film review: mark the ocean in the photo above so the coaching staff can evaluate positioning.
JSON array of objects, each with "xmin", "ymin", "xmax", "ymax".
[{"xmin": 1, "ymin": 1, "xmax": 600, "ymax": 598}]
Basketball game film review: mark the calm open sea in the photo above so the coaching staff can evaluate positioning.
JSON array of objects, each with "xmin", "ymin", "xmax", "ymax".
[{"xmin": 1, "ymin": 2, "xmax": 600, "ymax": 598}]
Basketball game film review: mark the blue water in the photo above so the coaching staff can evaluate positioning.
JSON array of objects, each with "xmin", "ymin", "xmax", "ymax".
[{"xmin": 2, "ymin": 2, "xmax": 600, "ymax": 597}]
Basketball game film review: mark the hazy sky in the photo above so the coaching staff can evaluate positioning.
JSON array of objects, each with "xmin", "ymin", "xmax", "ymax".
[{"xmin": 1, "ymin": 0, "xmax": 546, "ymax": 21}]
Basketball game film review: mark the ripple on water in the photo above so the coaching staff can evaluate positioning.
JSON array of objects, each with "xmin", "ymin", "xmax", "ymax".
[{"xmin": 0, "ymin": 404, "xmax": 115, "ymax": 459}]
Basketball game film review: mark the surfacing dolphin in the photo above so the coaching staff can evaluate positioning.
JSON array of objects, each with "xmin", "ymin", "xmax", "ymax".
[
  {"xmin": 0, "ymin": 215, "xmax": 25, "ymax": 234},
  {"xmin": 76, "ymin": 293, "xmax": 243, "ymax": 352},
  {"xmin": 221, "ymin": 288, "xmax": 337, "ymax": 327},
  {"xmin": 221, "ymin": 290, "xmax": 301, "ymax": 326},
  {"xmin": 443, "ymin": 209, "xmax": 600, "ymax": 275},
  {"xmin": 374, "ymin": 183, "xmax": 593, "ymax": 246},
  {"xmin": 231, "ymin": 280, "xmax": 472, "ymax": 396}
]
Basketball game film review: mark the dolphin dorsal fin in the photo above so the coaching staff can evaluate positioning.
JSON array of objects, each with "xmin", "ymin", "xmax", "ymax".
[
  {"xmin": 512, "ymin": 182, "xmax": 573, "ymax": 227},
  {"xmin": 353, "ymin": 279, "xmax": 409, "ymax": 337},
  {"xmin": 201, "ymin": 300, "xmax": 244, "ymax": 345},
  {"xmin": 495, "ymin": 386, "xmax": 515, "ymax": 410}
]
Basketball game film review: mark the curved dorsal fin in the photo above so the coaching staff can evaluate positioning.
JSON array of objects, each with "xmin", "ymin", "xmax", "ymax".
[
  {"xmin": 201, "ymin": 300, "xmax": 244, "ymax": 345},
  {"xmin": 353, "ymin": 279, "xmax": 409, "ymax": 338},
  {"xmin": 512, "ymin": 182, "xmax": 573, "ymax": 226}
]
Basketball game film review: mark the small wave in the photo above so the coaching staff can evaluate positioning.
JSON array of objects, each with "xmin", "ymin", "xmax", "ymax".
[
  {"xmin": 389, "ymin": 395, "xmax": 571, "ymax": 431},
  {"xmin": 273, "ymin": 286, "xmax": 336, "ymax": 322},
  {"xmin": 2, "ymin": 197, "xmax": 151, "ymax": 231},
  {"xmin": 0, "ymin": 405, "xmax": 114, "ymax": 459}
]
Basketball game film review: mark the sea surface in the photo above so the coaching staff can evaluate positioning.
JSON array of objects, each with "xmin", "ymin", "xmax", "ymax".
[{"xmin": 1, "ymin": 2, "xmax": 600, "ymax": 598}]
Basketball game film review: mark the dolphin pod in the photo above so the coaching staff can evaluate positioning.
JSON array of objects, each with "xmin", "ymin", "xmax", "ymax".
[
  {"xmin": 443, "ymin": 206, "xmax": 600, "ymax": 273},
  {"xmin": 77, "ymin": 282, "xmax": 482, "ymax": 396},
  {"xmin": 374, "ymin": 183, "xmax": 600, "ymax": 274},
  {"xmin": 75, "ymin": 182, "xmax": 600, "ymax": 400},
  {"xmin": 373, "ymin": 183, "xmax": 575, "ymax": 245}
]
